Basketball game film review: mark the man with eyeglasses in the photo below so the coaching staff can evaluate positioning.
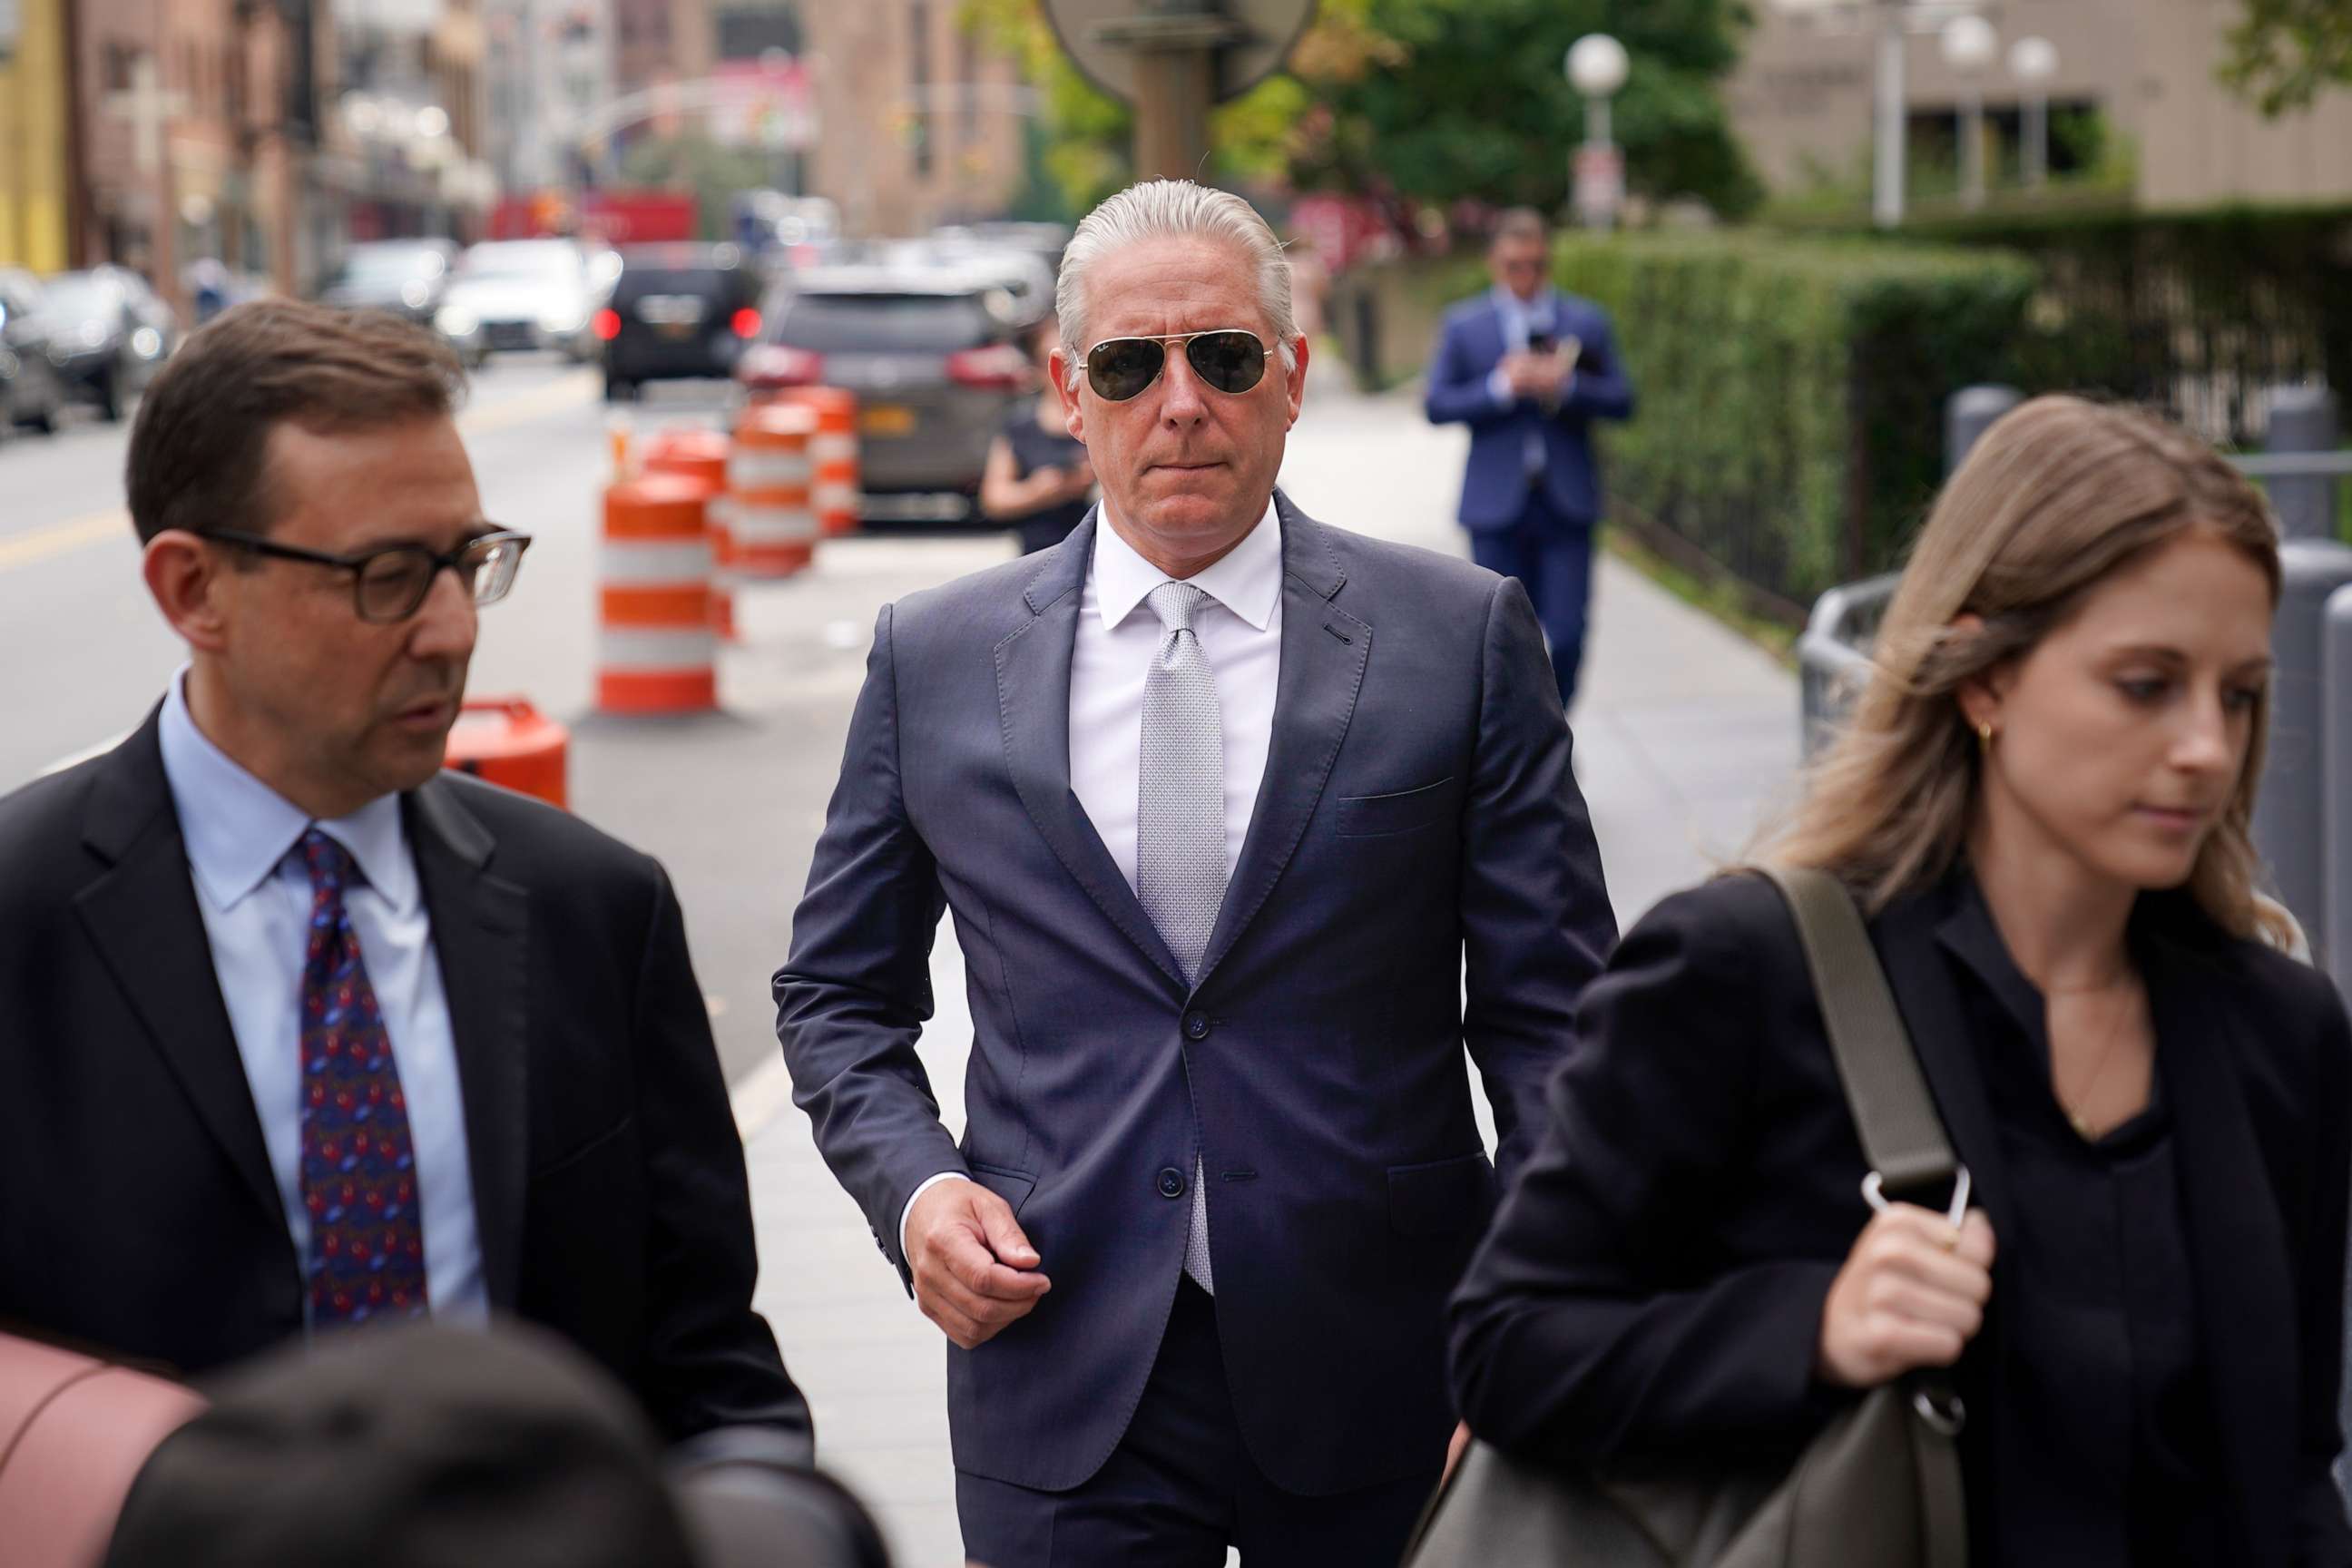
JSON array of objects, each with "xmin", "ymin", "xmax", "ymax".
[
  {"xmin": 778, "ymin": 180, "xmax": 1615, "ymax": 1564},
  {"xmin": 0, "ymin": 299, "xmax": 812, "ymax": 1456},
  {"xmin": 1426, "ymin": 207, "xmax": 1636, "ymax": 711}
]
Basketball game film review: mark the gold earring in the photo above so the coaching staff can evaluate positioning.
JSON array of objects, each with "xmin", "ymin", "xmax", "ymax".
[{"xmin": 1976, "ymin": 720, "xmax": 1995, "ymax": 756}]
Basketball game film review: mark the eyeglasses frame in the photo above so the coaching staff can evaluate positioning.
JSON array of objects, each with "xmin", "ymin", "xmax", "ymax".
[{"xmin": 200, "ymin": 526, "xmax": 534, "ymax": 623}]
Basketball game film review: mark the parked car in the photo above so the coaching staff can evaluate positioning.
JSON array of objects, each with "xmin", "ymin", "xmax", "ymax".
[
  {"xmin": 597, "ymin": 243, "xmax": 766, "ymax": 401},
  {"xmin": 737, "ymin": 264, "xmax": 1034, "ymax": 524},
  {"xmin": 35, "ymin": 266, "xmax": 177, "ymax": 421},
  {"xmin": 436, "ymin": 240, "xmax": 605, "ymax": 361},
  {"xmin": 318, "ymin": 239, "xmax": 461, "ymax": 324},
  {"xmin": 0, "ymin": 270, "xmax": 69, "ymax": 435}
]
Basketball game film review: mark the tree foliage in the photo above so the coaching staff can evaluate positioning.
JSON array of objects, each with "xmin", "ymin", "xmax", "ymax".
[
  {"xmin": 958, "ymin": 0, "xmax": 1760, "ymax": 220},
  {"xmin": 2220, "ymin": 0, "xmax": 2352, "ymax": 114}
]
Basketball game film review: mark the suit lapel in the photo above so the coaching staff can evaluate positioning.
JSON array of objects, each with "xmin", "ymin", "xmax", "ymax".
[
  {"xmin": 406, "ymin": 779, "xmax": 532, "ymax": 1311},
  {"xmin": 996, "ymin": 514, "xmax": 1189, "ymax": 994},
  {"xmin": 1873, "ymin": 890, "xmax": 2016, "ymax": 1234},
  {"xmin": 73, "ymin": 712, "xmax": 284, "ymax": 1230},
  {"xmin": 1194, "ymin": 495, "xmax": 1368, "ymax": 993},
  {"xmin": 2144, "ymin": 935, "xmax": 2294, "ymax": 1567}
]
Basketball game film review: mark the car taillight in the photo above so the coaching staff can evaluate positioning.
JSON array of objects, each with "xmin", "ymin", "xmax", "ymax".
[
  {"xmin": 738, "ymin": 344, "xmax": 824, "ymax": 387},
  {"xmin": 731, "ymin": 307, "xmax": 762, "ymax": 338},
  {"xmin": 946, "ymin": 343, "xmax": 1031, "ymax": 390},
  {"xmin": 593, "ymin": 308, "xmax": 621, "ymax": 341}
]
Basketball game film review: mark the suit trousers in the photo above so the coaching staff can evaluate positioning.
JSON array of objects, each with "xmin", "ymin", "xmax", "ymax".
[
  {"xmin": 955, "ymin": 1280, "xmax": 1438, "ymax": 1567},
  {"xmin": 1466, "ymin": 485, "xmax": 1593, "ymax": 710}
]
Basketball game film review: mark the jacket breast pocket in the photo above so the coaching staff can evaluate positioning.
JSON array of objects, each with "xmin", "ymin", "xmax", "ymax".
[
  {"xmin": 1387, "ymin": 1152, "xmax": 1496, "ymax": 1239},
  {"xmin": 1336, "ymin": 777, "xmax": 1456, "ymax": 839}
]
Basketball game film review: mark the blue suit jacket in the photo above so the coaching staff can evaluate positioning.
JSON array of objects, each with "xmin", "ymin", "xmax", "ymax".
[
  {"xmin": 776, "ymin": 495, "xmax": 1616, "ymax": 1496},
  {"xmin": 1425, "ymin": 290, "xmax": 1635, "ymax": 532}
]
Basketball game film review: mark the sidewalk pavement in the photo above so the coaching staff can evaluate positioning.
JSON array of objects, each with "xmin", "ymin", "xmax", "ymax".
[{"xmin": 736, "ymin": 368, "xmax": 1802, "ymax": 1568}]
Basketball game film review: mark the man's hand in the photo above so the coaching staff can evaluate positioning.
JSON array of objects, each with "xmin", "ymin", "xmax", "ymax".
[
  {"xmin": 1818, "ymin": 1204, "xmax": 1995, "ymax": 1388},
  {"xmin": 906, "ymin": 1179, "xmax": 1051, "ymax": 1350},
  {"xmin": 1500, "ymin": 352, "xmax": 1557, "ymax": 400}
]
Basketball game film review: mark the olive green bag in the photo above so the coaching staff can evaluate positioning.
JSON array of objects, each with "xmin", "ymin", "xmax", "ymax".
[{"xmin": 1402, "ymin": 868, "xmax": 1970, "ymax": 1568}]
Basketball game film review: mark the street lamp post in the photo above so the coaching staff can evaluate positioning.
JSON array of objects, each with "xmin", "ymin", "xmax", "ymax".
[
  {"xmin": 2010, "ymin": 35, "xmax": 2059, "ymax": 189},
  {"xmin": 1565, "ymin": 33, "xmax": 1629, "ymax": 231},
  {"xmin": 1940, "ymin": 14, "xmax": 1997, "ymax": 209}
]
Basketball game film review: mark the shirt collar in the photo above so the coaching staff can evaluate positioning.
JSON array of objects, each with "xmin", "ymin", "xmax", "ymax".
[
  {"xmin": 1492, "ymin": 284, "xmax": 1557, "ymax": 325},
  {"xmin": 1092, "ymin": 497, "xmax": 1282, "ymax": 633},
  {"xmin": 157, "ymin": 669, "xmax": 419, "ymax": 915}
]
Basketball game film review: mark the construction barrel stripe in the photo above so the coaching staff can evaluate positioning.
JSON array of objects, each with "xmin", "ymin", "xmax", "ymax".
[{"xmin": 599, "ymin": 474, "xmax": 717, "ymax": 714}]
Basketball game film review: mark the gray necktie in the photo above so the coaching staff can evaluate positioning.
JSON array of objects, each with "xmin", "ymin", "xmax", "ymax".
[{"xmin": 1136, "ymin": 581, "xmax": 1224, "ymax": 1292}]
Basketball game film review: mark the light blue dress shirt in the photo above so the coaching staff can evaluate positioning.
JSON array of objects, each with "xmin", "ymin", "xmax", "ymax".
[
  {"xmin": 1486, "ymin": 286, "xmax": 1567, "ymax": 475},
  {"xmin": 157, "ymin": 673, "xmax": 488, "ymax": 1327}
]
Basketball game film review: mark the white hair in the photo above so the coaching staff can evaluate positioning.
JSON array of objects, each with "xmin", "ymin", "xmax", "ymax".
[{"xmin": 1054, "ymin": 179, "xmax": 1299, "ymax": 392}]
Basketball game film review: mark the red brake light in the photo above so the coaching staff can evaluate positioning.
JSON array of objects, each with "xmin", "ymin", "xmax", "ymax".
[
  {"xmin": 731, "ymin": 307, "xmax": 762, "ymax": 338},
  {"xmin": 592, "ymin": 308, "xmax": 621, "ymax": 341},
  {"xmin": 946, "ymin": 343, "xmax": 1031, "ymax": 390},
  {"xmin": 738, "ymin": 344, "xmax": 824, "ymax": 388}
]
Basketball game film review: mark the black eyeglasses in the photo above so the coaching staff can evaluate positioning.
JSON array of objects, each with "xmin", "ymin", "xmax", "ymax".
[
  {"xmin": 202, "ymin": 528, "xmax": 533, "ymax": 623},
  {"xmin": 1083, "ymin": 328, "xmax": 1270, "ymax": 403}
]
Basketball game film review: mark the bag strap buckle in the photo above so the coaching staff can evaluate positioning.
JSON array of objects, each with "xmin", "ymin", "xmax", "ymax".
[{"xmin": 1861, "ymin": 1164, "xmax": 1971, "ymax": 1230}]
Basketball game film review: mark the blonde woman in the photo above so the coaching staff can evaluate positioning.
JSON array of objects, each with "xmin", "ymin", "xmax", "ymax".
[{"xmin": 1448, "ymin": 397, "xmax": 2352, "ymax": 1565}]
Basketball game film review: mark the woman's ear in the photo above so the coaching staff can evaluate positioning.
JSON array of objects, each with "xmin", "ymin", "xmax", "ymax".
[{"xmin": 1947, "ymin": 612, "xmax": 2004, "ymax": 735}]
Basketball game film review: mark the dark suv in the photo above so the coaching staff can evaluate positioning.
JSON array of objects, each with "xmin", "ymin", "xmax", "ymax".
[
  {"xmin": 597, "ymin": 244, "xmax": 766, "ymax": 400},
  {"xmin": 734, "ymin": 264, "xmax": 1032, "ymax": 523}
]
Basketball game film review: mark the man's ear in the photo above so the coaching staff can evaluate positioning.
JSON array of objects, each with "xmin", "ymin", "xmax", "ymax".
[
  {"xmin": 143, "ymin": 531, "xmax": 233, "ymax": 654},
  {"xmin": 1049, "ymin": 348, "xmax": 1085, "ymax": 442}
]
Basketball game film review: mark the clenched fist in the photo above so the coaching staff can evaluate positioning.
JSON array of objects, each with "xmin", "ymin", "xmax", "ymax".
[
  {"xmin": 1818, "ymin": 1202, "xmax": 1995, "ymax": 1388},
  {"xmin": 906, "ymin": 1179, "xmax": 1052, "ymax": 1351}
]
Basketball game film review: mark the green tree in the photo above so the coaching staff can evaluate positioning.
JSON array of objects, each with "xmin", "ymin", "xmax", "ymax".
[
  {"xmin": 617, "ymin": 134, "xmax": 777, "ymax": 238},
  {"xmin": 961, "ymin": 0, "xmax": 1760, "ymax": 220},
  {"xmin": 2220, "ymin": 0, "xmax": 2352, "ymax": 114}
]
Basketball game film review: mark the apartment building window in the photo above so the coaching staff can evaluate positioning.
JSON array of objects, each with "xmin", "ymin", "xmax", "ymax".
[
  {"xmin": 103, "ymin": 41, "xmax": 134, "ymax": 93},
  {"xmin": 956, "ymin": 25, "xmax": 976, "ymax": 142},
  {"xmin": 909, "ymin": 0, "xmax": 933, "ymax": 178}
]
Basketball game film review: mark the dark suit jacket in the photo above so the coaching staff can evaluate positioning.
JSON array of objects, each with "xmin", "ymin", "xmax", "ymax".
[
  {"xmin": 776, "ymin": 494, "xmax": 1616, "ymax": 1495},
  {"xmin": 1423, "ymin": 290, "xmax": 1635, "ymax": 532},
  {"xmin": 0, "ymin": 713, "xmax": 810, "ymax": 1451},
  {"xmin": 1451, "ymin": 868, "xmax": 2352, "ymax": 1567}
]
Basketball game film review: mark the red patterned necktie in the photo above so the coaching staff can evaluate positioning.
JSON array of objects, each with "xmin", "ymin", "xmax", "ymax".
[{"xmin": 299, "ymin": 828, "xmax": 430, "ymax": 1328}]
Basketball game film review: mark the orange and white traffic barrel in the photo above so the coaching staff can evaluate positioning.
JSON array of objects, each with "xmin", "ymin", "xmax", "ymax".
[
  {"xmin": 445, "ymin": 697, "xmax": 571, "ymax": 808},
  {"xmin": 726, "ymin": 404, "xmax": 820, "ymax": 580},
  {"xmin": 641, "ymin": 428, "xmax": 737, "ymax": 638},
  {"xmin": 760, "ymin": 387, "xmax": 860, "ymax": 535},
  {"xmin": 599, "ymin": 475, "xmax": 717, "ymax": 715}
]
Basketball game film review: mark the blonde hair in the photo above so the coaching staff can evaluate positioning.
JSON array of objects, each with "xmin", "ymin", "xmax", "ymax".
[{"xmin": 1753, "ymin": 395, "xmax": 2290, "ymax": 945}]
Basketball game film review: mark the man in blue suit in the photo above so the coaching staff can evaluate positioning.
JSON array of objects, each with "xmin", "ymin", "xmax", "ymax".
[
  {"xmin": 776, "ymin": 180, "xmax": 1615, "ymax": 1566},
  {"xmin": 1426, "ymin": 208, "xmax": 1635, "ymax": 710}
]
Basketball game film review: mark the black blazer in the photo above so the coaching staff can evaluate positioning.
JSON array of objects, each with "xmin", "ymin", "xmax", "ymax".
[
  {"xmin": 1450, "ymin": 867, "xmax": 2352, "ymax": 1568},
  {"xmin": 0, "ymin": 713, "xmax": 810, "ymax": 1449},
  {"xmin": 777, "ymin": 495, "xmax": 1617, "ymax": 1496}
]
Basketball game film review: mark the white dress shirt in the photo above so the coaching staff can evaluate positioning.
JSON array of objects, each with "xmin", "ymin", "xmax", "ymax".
[
  {"xmin": 157, "ymin": 672, "xmax": 488, "ymax": 1325},
  {"xmin": 900, "ymin": 499, "xmax": 1285, "ymax": 1254}
]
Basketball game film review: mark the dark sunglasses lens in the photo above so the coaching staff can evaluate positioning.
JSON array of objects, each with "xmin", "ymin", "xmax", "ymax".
[
  {"xmin": 358, "ymin": 549, "xmax": 435, "ymax": 621},
  {"xmin": 1186, "ymin": 331, "xmax": 1267, "ymax": 395},
  {"xmin": 1087, "ymin": 339, "xmax": 1167, "ymax": 401}
]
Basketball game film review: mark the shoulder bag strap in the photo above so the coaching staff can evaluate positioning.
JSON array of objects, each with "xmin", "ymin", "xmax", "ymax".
[{"xmin": 1756, "ymin": 867, "xmax": 1955, "ymax": 1200}]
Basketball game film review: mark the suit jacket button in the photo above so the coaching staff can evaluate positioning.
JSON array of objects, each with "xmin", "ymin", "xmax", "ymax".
[
  {"xmin": 1157, "ymin": 1167, "xmax": 1186, "ymax": 1199},
  {"xmin": 1182, "ymin": 1012, "xmax": 1211, "ymax": 1041}
]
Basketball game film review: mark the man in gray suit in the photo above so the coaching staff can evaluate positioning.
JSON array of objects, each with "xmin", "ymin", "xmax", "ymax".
[{"xmin": 776, "ymin": 179, "xmax": 1616, "ymax": 1566}]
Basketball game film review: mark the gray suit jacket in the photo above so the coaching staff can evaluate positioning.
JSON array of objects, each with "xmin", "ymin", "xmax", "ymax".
[{"xmin": 776, "ymin": 493, "xmax": 1615, "ymax": 1494}]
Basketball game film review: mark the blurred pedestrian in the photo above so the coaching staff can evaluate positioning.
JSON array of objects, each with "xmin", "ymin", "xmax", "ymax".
[
  {"xmin": 978, "ymin": 313, "xmax": 1096, "ymax": 555},
  {"xmin": 1424, "ymin": 208, "xmax": 1634, "ymax": 710},
  {"xmin": 1448, "ymin": 397, "xmax": 2351, "ymax": 1565},
  {"xmin": 777, "ymin": 178, "xmax": 1616, "ymax": 1566},
  {"xmin": 0, "ymin": 299, "xmax": 812, "ymax": 1453}
]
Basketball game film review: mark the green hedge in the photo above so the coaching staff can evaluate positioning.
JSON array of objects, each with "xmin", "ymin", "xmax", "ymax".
[{"xmin": 1523, "ymin": 233, "xmax": 2037, "ymax": 610}]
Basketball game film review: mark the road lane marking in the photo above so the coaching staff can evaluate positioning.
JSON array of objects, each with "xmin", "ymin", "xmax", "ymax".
[{"xmin": 0, "ymin": 509, "xmax": 132, "ymax": 574}]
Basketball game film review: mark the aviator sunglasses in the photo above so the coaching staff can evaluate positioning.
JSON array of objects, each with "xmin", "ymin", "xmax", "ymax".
[{"xmin": 1083, "ymin": 328, "xmax": 1271, "ymax": 402}]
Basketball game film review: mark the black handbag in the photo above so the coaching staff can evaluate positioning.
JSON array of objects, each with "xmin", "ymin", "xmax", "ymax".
[{"xmin": 1402, "ymin": 867, "xmax": 1971, "ymax": 1568}]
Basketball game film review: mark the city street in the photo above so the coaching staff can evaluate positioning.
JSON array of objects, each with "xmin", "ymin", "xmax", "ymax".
[{"xmin": 0, "ymin": 353, "xmax": 1801, "ymax": 1565}]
